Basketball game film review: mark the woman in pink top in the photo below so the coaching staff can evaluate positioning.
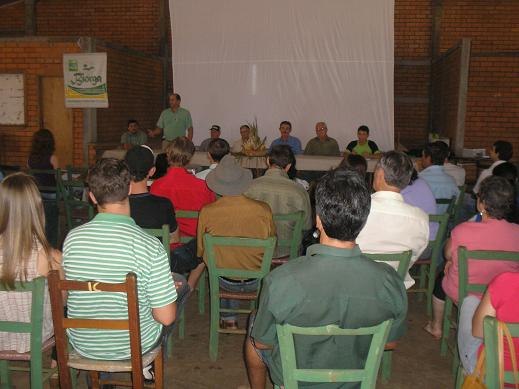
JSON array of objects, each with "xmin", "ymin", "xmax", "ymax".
[{"xmin": 425, "ymin": 176, "xmax": 519, "ymax": 339}]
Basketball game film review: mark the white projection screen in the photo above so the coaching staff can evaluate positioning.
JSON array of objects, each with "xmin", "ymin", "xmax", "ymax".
[{"xmin": 169, "ymin": 0, "xmax": 394, "ymax": 151}]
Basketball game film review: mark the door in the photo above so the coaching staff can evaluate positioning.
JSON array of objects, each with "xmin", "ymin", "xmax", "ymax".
[{"xmin": 40, "ymin": 77, "xmax": 73, "ymax": 167}]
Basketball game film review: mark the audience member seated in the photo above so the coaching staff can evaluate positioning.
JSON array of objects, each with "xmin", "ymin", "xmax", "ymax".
[
  {"xmin": 303, "ymin": 122, "xmax": 341, "ymax": 156},
  {"xmin": 120, "ymin": 119, "xmax": 147, "ymax": 150},
  {"xmin": 356, "ymin": 151, "xmax": 429, "ymax": 289},
  {"xmin": 245, "ymin": 145, "xmax": 312, "ymax": 257},
  {"xmin": 345, "ymin": 125, "xmax": 381, "ymax": 158},
  {"xmin": 473, "ymin": 140, "xmax": 513, "ymax": 195},
  {"xmin": 338, "ymin": 153, "xmax": 368, "ymax": 179},
  {"xmin": 0, "ymin": 173, "xmax": 62, "ymax": 354},
  {"xmin": 244, "ymin": 168, "xmax": 407, "ymax": 389},
  {"xmin": 28, "ymin": 128, "xmax": 60, "ymax": 247},
  {"xmin": 268, "ymin": 121, "xmax": 302, "ymax": 155},
  {"xmin": 197, "ymin": 155, "xmax": 276, "ymax": 329},
  {"xmin": 199, "ymin": 125, "xmax": 223, "ymax": 152},
  {"xmin": 231, "ymin": 125, "xmax": 251, "ymax": 154},
  {"xmin": 401, "ymin": 169, "xmax": 438, "ymax": 246},
  {"xmin": 150, "ymin": 137, "xmax": 216, "ymax": 291},
  {"xmin": 63, "ymin": 158, "xmax": 181, "ymax": 364},
  {"xmin": 442, "ymin": 148, "xmax": 466, "ymax": 187},
  {"xmin": 419, "ymin": 141, "xmax": 459, "ymax": 213},
  {"xmin": 196, "ymin": 139, "xmax": 230, "ymax": 180},
  {"xmin": 492, "ymin": 162, "xmax": 519, "ymax": 223},
  {"xmin": 125, "ymin": 146, "xmax": 193, "ymax": 299},
  {"xmin": 425, "ymin": 176, "xmax": 519, "ymax": 339},
  {"xmin": 457, "ymin": 272, "xmax": 519, "ymax": 375}
]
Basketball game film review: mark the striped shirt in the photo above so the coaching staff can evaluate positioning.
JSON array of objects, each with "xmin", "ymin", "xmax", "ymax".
[{"xmin": 63, "ymin": 212, "xmax": 176, "ymax": 360}]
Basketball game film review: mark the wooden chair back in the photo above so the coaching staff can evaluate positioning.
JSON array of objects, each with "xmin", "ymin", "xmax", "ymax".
[
  {"xmin": 483, "ymin": 316, "xmax": 519, "ymax": 387},
  {"xmin": 48, "ymin": 270, "xmax": 146, "ymax": 389},
  {"xmin": 363, "ymin": 251, "xmax": 412, "ymax": 281},
  {"xmin": 458, "ymin": 247, "xmax": 519, "ymax": 304},
  {"xmin": 275, "ymin": 319, "xmax": 393, "ymax": 389},
  {"xmin": 143, "ymin": 224, "xmax": 171, "ymax": 259},
  {"xmin": 0, "ymin": 277, "xmax": 56, "ymax": 388},
  {"xmin": 175, "ymin": 210, "xmax": 199, "ymax": 244}
]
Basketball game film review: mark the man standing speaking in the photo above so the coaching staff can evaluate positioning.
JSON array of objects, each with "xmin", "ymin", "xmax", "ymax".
[{"xmin": 149, "ymin": 93, "xmax": 193, "ymax": 150}]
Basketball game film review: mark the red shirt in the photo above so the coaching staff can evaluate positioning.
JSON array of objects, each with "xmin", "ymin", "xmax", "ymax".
[
  {"xmin": 150, "ymin": 167, "xmax": 216, "ymax": 245},
  {"xmin": 489, "ymin": 272, "xmax": 519, "ymax": 371}
]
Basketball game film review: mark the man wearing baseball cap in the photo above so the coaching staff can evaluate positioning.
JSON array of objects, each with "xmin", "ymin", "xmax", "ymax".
[{"xmin": 199, "ymin": 124, "xmax": 223, "ymax": 152}]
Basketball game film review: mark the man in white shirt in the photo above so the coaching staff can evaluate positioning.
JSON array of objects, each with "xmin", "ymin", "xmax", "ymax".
[
  {"xmin": 356, "ymin": 151, "xmax": 429, "ymax": 289},
  {"xmin": 473, "ymin": 140, "xmax": 513, "ymax": 194},
  {"xmin": 196, "ymin": 139, "xmax": 230, "ymax": 180}
]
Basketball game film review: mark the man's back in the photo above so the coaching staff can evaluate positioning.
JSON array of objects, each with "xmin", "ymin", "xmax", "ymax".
[
  {"xmin": 151, "ymin": 167, "xmax": 215, "ymax": 237},
  {"xmin": 129, "ymin": 192, "xmax": 177, "ymax": 231},
  {"xmin": 419, "ymin": 165, "xmax": 459, "ymax": 202},
  {"xmin": 245, "ymin": 169, "xmax": 312, "ymax": 256},
  {"xmin": 63, "ymin": 213, "xmax": 176, "ymax": 360},
  {"xmin": 252, "ymin": 244, "xmax": 407, "ymax": 387},
  {"xmin": 197, "ymin": 195, "xmax": 275, "ymax": 271},
  {"xmin": 356, "ymin": 191, "xmax": 429, "ymax": 289}
]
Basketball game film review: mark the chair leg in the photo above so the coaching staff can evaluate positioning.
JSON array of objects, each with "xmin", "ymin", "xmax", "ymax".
[
  {"xmin": 154, "ymin": 349, "xmax": 164, "ymax": 389},
  {"xmin": 0, "ymin": 360, "xmax": 11, "ymax": 389},
  {"xmin": 198, "ymin": 270, "xmax": 206, "ymax": 315},
  {"xmin": 416, "ymin": 264, "xmax": 427, "ymax": 302},
  {"xmin": 380, "ymin": 350, "xmax": 392, "ymax": 383},
  {"xmin": 70, "ymin": 367, "xmax": 78, "ymax": 389},
  {"xmin": 440, "ymin": 298, "xmax": 453, "ymax": 356},
  {"xmin": 209, "ymin": 292, "xmax": 220, "ymax": 361},
  {"xmin": 167, "ymin": 332, "xmax": 174, "ymax": 359},
  {"xmin": 89, "ymin": 371, "xmax": 100, "ymax": 389},
  {"xmin": 178, "ymin": 309, "xmax": 185, "ymax": 339},
  {"xmin": 30, "ymin": 350, "xmax": 43, "ymax": 389},
  {"xmin": 454, "ymin": 361, "xmax": 464, "ymax": 389}
]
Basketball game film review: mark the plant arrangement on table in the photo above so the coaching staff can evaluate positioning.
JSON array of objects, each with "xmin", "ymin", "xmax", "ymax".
[{"xmin": 241, "ymin": 118, "xmax": 267, "ymax": 156}]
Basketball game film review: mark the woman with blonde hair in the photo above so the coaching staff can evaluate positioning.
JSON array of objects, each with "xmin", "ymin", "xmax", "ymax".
[{"xmin": 0, "ymin": 172, "xmax": 62, "ymax": 353}]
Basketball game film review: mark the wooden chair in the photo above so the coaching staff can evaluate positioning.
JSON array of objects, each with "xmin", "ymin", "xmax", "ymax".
[
  {"xmin": 453, "ymin": 185, "xmax": 466, "ymax": 226},
  {"xmin": 48, "ymin": 270, "xmax": 164, "ymax": 389},
  {"xmin": 483, "ymin": 317, "xmax": 519, "ymax": 388},
  {"xmin": 175, "ymin": 210, "xmax": 206, "ymax": 315},
  {"xmin": 274, "ymin": 319, "xmax": 393, "ymax": 389},
  {"xmin": 143, "ymin": 225, "xmax": 185, "ymax": 352},
  {"xmin": 409, "ymin": 212, "xmax": 450, "ymax": 316},
  {"xmin": 61, "ymin": 177, "xmax": 95, "ymax": 232},
  {"xmin": 0, "ymin": 277, "xmax": 56, "ymax": 389},
  {"xmin": 363, "ymin": 251, "xmax": 411, "ymax": 383},
  {"xmin": 271, "ymin": 210, "xmax": 305, "ymax": 267},
  {"xmin": 204, "ymin": 233, "xmax": 276, "ymax": 361}
]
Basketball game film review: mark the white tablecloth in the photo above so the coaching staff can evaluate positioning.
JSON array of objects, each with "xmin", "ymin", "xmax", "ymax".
[{"xmin": 101, "ymin": 149, "xmax": 379, "ymax": 172}]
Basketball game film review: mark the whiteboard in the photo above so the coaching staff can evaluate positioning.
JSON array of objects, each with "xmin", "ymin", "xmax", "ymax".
[{"xmin": 0, "ymin": 73, "xmax": 25, "ymax": 125}]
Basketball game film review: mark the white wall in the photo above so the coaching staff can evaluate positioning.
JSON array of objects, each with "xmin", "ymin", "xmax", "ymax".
[{"xmin": 169, "ymin": 0, "xmax": 394, "ymax": 151}]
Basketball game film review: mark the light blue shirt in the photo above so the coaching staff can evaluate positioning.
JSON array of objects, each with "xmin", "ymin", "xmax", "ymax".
[
  {"xmin": 269, "ymin": 135, "xmax": 303, "ymax": 155},
  {"xmin": 401, "ymin": 178, "xmax": 438, "ymax": 240},
  {"xmin": 419, "ymin": 165, "xmax": 459, "ymax": 213}
]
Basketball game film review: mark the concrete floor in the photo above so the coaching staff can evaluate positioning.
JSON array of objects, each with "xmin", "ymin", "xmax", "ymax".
[{"xmin": 10, "ymin": 293, "xmax": 456, "ymax": 389}]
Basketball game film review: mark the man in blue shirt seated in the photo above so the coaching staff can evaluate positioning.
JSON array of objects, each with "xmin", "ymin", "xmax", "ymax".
[
  {"xmin": 269, "ymin": 121, "xmax": 302, "ymax": 155},
  {"xmin": 419, "ymin": 141, "xmax": 459, "ymax": 213},
  {"xmin": 244, "ymin": 168, "xmax": 408, "ymax": 389}
]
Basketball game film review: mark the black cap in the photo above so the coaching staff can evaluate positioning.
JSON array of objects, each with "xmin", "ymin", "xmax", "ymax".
[
  {"xmin": 124, "ymin": 145, "xmax": 155, "ymax": 177},
  {"xmin": 210, "ymin": 125, "xmax": 221, "ymax": 132}
]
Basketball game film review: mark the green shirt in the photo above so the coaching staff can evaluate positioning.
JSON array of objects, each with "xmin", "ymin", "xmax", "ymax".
[
  {"xmin": 304, "ymin": 137, "xmax": 341, "ymax": 156},
  {"xmin": 120, "ymin": 130, "xmax": 148, "ymax": 147},
  {"xmin": 251, "ymin": 244, "xmax": 407, "ymax": 387},
  {"xmin": 245, "ymin": 168, "xmax": 312, "ymax": 257},
  {"xmin": 63, "ymin": 213, "xmax": 177, "ymax": 360},
  {"xmin": 156, "ymin": 107, "xmax": 193, "ymax": 141}
]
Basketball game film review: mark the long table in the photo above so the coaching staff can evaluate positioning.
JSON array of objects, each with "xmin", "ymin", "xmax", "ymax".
[{"xmin": 101, "ymin": 149, "xmax": 379, "ymax": 172}]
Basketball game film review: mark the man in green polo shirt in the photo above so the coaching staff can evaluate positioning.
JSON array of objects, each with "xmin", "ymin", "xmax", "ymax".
[
  {"xmin": 303, "ymin": 121, "xmax": 341, "ymax": 156},
  {"xmin": 244, "ymin": 168, "xmax": 407, "ymax": 389},
  {"xmin": 149, "ymin": 93, "xmax": 193, "ymax": 149}
]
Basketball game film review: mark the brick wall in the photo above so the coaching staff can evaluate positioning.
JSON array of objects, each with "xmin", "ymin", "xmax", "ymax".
[
  {"xmin": 439, "ymin": 1, "xmax": 519, "ymax": 158},
  {"xmin": 95, "ymin": 41, "xmax": 165, "ymax": 146},
  {"xmin": 35, "ymin": 0, "xmax": 161, "ymax": 55},
  {"xmin": 0, "ymin": 2, "xmax": 24, "ymax": 34},
  {"xmin": 394, "ymin": 0, "xmax": 432, "ymax": 149},
  {"xmin": 0, "ymin": 39, "xmax": 84, "ymax": 167}
]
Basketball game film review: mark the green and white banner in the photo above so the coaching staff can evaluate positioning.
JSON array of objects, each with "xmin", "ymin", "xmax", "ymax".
[{"xmin": 63, "ymin": 53, "xmax": 108, "ymax": 108}]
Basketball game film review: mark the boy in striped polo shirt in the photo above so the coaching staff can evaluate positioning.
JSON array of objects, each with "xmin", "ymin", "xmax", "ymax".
[{"xmin": 63, "ymin": 158, "xmax": 178, "ymax": 363}]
